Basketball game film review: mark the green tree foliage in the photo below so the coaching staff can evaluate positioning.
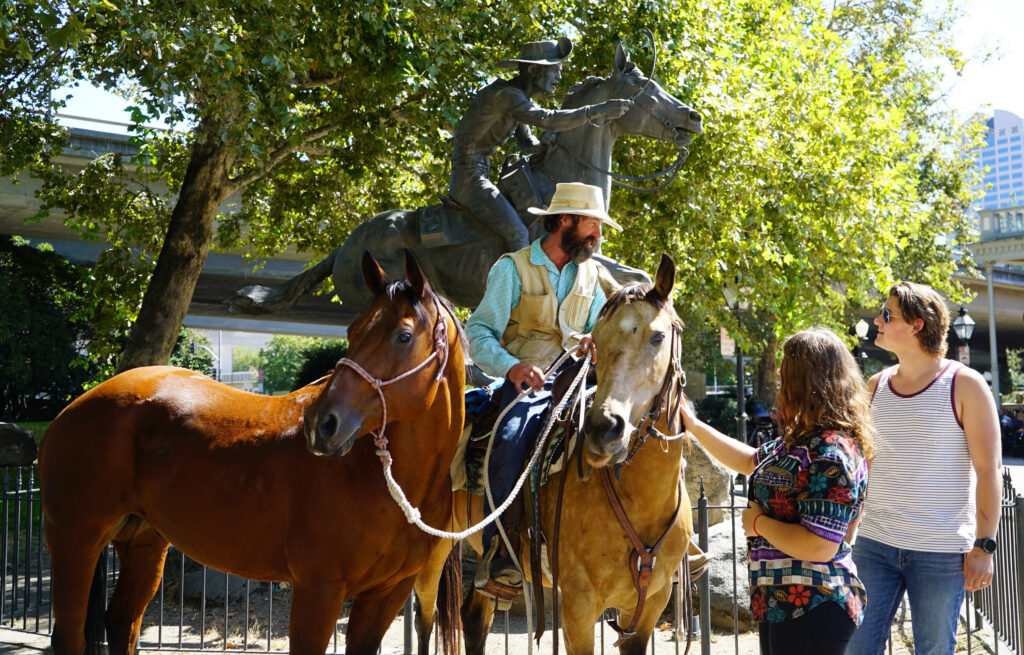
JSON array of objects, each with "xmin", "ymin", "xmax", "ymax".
[
  {"xmin": 292, "ymin": 338, "xmax": 348, "ymax": 390},
  {"xmin": 232, "ymin": 345, "xmax": 261, "ymax": 373},
  {"xmin": 3, "ymin": 0, "xmax": 984, "ymax": 375},
  {"xmin": 232, "ymin": 336, "xmax": 347, "ymax": 393},
  {"xmin": 258, "ymin": 336, "xmax": 321, "ymax": 394},
  {"xmin": 167, "ymin": 327, "xmax": 216, "ymax": 376},
  {"xmin": 0, "ymin": 237, "xmax": 98, "ymax": 419}
]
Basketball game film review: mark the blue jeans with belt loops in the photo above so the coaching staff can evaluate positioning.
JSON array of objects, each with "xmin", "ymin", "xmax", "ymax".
[{"xmin": 847, "ymin": 536, "xmax": 966, "ymax": 655}]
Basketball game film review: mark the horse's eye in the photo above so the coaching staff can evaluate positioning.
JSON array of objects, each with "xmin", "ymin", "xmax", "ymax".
[
  {"xmin": 650, "ymin": 332, "xmax": 665, "ymax": 346},
  {"xmin": 396, "ymin": 331, "xmax": 413, "ymax": 344}
]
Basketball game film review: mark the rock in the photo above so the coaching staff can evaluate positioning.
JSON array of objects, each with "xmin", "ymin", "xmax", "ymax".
[
  {"xmin": 0, "ymin": 423, "xmax": 37, "ymax": 466},
  {"xmin": 181, "ymin": 569, "xmax": 253, "ymax": 604},
  {"xmin": 162, "ymin": 550, "xmax": 262, "ymax": 605},
  {"xmin": 683, "ymin": 439, "xmax": 734, "ymax": 526},
  {"xmin": 695, "ymin": 515, "xmax": 753, "ymax": 631}
]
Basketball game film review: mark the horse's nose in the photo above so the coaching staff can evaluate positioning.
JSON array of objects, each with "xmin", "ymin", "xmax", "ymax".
[
  {"xmin": 585, "ymin": 413, "xmax": 626, "ymax": 458},
  {"xmin": 317, "ymin": 410, "xmax": 339, "ymax": 446},
  {"xmin": 689, "ymin": 110, "xmax": 702, "ymax": 123}
]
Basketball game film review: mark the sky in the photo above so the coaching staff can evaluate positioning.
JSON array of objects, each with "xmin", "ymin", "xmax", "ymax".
[
  {"xmin": 941, "ymin": 0, "xmax": 1024, "ymax": 119},
  {"xmin": 55, "ymin": 1, "xmax": 1024, "ymax": 133}
]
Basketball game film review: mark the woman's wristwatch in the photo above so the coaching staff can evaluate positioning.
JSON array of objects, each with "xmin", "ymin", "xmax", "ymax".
[{"xmin": 974, "ymin": 537, "xmax": 997, "ymax": 554}]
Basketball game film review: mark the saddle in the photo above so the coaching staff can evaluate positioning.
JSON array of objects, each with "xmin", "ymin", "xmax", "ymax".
[{"xmin": 452, "ymin": 358, "xmax": 592, "ymax": 496}]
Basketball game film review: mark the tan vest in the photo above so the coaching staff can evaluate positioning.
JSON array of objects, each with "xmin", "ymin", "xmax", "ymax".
[{"xmin": 499, "ymin": 246, "xmax": 599, "ymax": 370}]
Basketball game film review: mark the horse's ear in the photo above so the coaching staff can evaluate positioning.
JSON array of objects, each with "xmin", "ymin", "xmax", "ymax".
[
  {"xmin": 653, "ymin": 253, "xmax": 676, "ymax": 302},
  {"xmin": 403, "ymin": 248, "xmax": 432, "ymax": 299},
  {"xmin": 361, "ymin": 251, "xmax": 389, "ymax": 296},
  {"xmin": 614, "ymin": 42, "xmax": 630, "ymax": 74}
]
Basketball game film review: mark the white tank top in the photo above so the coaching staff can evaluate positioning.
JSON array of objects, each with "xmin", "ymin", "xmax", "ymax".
[{"xmin": 858, "ymin": 360, "xmax": 976, "ymax": 553}]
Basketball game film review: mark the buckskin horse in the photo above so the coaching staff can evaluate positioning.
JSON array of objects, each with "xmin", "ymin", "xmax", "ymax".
[
  {"xmin": 39, "ymin": 250, "xmax": 464, "ymax": 655},
  {"xmin": 418, "ymin": 254, "xmax": 704, "ymax": 655}
]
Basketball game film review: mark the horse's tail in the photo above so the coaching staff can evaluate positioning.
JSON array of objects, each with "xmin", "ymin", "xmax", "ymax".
[
  {"xmin": 435, "ymin": 541, "xmax": 463, "ymax": 655},
  {"xmin": 83, "ymin": 552, "xmax": 107, "ymax": 655},
  {"xmin": 224, "ymin": 250, "xmax": 336, "ymax": 316}
]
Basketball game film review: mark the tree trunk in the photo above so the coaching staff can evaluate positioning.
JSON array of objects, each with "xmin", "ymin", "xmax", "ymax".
[
  {"xmin": 755, "ymin": 333, "xmax": 778, "ymax": 408},
  {"xmin": 116, "ymin": 126, "xmax": 233, "ymax": 372}
]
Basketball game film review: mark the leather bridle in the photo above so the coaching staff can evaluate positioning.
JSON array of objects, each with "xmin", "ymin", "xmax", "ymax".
[
  {"xmin": 334, "ymin": 298, "xmax": 454, "ymax": 457},
  {"xmin": 618, "ymin": 319, "xmax": 686, "ymax": 468}
]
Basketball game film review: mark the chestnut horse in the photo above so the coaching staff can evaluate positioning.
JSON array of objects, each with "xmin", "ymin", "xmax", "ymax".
[
  {"xmin": 419, "ymin": 254, "xmax": 701, "ymax": 655},
  {"xmin": 39, "ymin": 250, "xmax": 464, "ymax": 655}
]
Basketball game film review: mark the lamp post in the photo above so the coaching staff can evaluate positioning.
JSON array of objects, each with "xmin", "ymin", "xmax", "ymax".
[
  {"xmin": 723, "ymin": 284, "xmax": 750, "ymax": 444},
  {"xmin": 952, "ymin": 306, "xmax": 976, "ymax": 365},
  {"xmin": 853, "ymin": 319, "xmax": 869, "ymax": 374}
]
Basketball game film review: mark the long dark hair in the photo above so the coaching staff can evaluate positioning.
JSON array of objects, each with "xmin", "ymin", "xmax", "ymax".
[{"xmin": 776, "ymin": 328, "xmax": 875, "ymax": 460}]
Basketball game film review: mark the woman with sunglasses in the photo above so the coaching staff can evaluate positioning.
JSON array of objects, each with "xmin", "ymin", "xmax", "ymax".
[
  {"xmin": 846, "ymin": 281, "xmax": 1001, "ymax": 655},
  {"xmin": 681, "ymin": 328, "xmax": 873, "ymax": 655}
]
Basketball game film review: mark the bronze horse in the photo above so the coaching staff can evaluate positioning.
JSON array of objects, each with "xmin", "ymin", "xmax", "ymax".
[
  {"xmin": 227, "ymin": 42, "xmax": 702, "ymax": 322},
  {"xmin": 40, "ymin": 250, "xmax": 464, "ymax": 655}
]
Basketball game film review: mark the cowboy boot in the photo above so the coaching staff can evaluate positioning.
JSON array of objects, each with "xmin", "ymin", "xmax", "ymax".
[{"xmin": 687, "ymin": 541, "xmax": 710, "ymax": 581}]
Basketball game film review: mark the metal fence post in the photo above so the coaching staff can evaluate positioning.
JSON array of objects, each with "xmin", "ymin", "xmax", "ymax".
[
  {"xmin": 697, "ymin": 478, "xmax": 710, "ymax": 655},
  {"xmin": 1016, "ymin": 495, "xmax": 1024, "ymax": 655}
]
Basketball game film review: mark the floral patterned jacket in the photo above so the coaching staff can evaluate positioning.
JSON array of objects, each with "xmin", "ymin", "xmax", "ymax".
[{"xmin": 748, "ymin": 429, "xmax": 868, "ymax": 625}]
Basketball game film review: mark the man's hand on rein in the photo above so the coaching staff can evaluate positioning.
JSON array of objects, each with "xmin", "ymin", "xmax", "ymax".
[
  {"xmin": 508, "ymin": 363, "xmax": 545, "ymax": 392},
  {"xmin": 578, "ymin": 334, "xmax": 597, "ymax": 364}
]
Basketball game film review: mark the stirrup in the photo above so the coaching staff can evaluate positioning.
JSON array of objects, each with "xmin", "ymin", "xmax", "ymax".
[
  {"xmin": 476, "ymin": 579, "xmax": 521, "ymax": 611},
  {"xmin": 687, "ymin": 542, "xmax": 710, "ymax": 581}
]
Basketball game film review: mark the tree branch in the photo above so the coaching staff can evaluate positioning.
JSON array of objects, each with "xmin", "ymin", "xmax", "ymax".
[
  {"xmin": 226, "ymin": 120, "xmax": 344, "ymax": 192},
  {"xmin": 292, "ymin": 72, "xmax": 345, "ymax": 89}
]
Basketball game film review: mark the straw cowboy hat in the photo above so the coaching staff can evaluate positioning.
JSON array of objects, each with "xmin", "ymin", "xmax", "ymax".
[
  {"xmin": 527, "ymin": 182, "xmax": 624, "ymax": 231},
  {"xmin": 496, "ymin": 37, "xmax": 573, "ymax": 69}
]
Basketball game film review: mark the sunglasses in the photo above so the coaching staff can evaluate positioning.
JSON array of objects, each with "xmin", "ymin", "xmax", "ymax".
[{"xmin": 880, "ymin": 307, "xmax": 904, "ymax": 323}]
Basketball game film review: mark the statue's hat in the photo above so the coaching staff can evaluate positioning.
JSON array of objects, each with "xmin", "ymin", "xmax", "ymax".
[
  {"xmin": 496, "ymin": 37, "xmax": 573, "ymax": 69},
  {"xmin": 528, "ymin": 182, "xmax": 623, "ymax": 231}
]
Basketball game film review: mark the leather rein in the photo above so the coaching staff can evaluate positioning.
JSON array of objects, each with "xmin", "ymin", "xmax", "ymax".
[
  {"xmin": 599, "ymin": 320, "xmax": 692, "ymax": 648},
  {"xmin": 546, "ymin": 319, "xmax": 693, "ymax": 652}
]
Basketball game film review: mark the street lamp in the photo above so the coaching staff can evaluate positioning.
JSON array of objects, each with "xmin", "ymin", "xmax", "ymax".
[
  {"xmin": 852, "ymin": 319, "xmax": 869, "ymax": 374},
  {"xmin": 952, "ymin": 306, "xmax": 975, "ymax": 365},
  {"xmin": 953, "ymin": 306, "xmax": 976, "ymax": 342},
  {"xmin": 723, "ymin": 283, "xmax": 750, "ymax": 444}
]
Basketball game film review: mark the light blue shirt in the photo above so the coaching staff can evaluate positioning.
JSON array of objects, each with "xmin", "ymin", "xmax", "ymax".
[{"xmin": 466, "ymin": 239, "xmax": 606, "ymax": 378}]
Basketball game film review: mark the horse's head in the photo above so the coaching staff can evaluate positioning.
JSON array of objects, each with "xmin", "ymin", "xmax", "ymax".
[
  {"xmin": 304, "ymin": 249, "xmax": 457, "ymax": 458},
  {"xmin": 565, "ymin": 42, "xmax": 702, "ymax": 150},
  {"xmin": 582, "ymin": 254, "xmax": 686, "ymax": 467}
]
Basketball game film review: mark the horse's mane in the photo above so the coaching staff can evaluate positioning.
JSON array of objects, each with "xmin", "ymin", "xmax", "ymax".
[
  {"xmin": 565, "ymin": 60, "xmax": 640, "ymax": 106},
  {"xmin": 381, "ymin": 279, "xmax": 468, "ymax": 351},
  {"xmin": 566, "ymin": 75, "xmax": 608, "ymax": 99},
  {"xmin": 598, "ymin": 281, "xmax": 673, "ymax": 321}
]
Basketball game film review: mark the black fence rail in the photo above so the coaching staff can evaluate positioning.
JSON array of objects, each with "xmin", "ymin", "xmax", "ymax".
[
  {"xmin": 971, "ymin": 468, "xmax": 1024, "ymax": 655},
  {"xmin": 4, "ymin": 465, "xmax": 1023, "ymax": 655}
]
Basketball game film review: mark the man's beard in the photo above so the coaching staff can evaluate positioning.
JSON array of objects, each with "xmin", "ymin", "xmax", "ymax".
[{"xmin": 561, "ymin": 227, "xmax": 598, "ymax": 264}]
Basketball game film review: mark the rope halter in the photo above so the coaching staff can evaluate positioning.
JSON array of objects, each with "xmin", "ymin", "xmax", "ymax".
[{"xmin": 334, "ymin": 298, "xmax": 451, "ymax": 457}]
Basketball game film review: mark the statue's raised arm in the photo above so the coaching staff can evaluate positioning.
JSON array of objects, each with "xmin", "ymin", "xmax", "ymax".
[{"xmin": 449, "ymin": 38, "xmax": 633, "ymax": 252}]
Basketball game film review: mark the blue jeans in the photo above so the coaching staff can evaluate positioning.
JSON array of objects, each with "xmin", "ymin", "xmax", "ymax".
[
  {"xmin": 481, "ymin": 379, "xmax": 555, "ymax": 550},
  {"xmin": 847, "ymin": 537, "xmax": 966, "ymax": 655}
]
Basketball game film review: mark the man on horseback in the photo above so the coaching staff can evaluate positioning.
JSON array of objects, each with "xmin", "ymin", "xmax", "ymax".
[
  {"xmin": 449, "ymin": 38, "xmax": 633, "ymax": 252},
  {"xmin": 464, "ymin": 181, "xmax": 621, "ymax": 600}
]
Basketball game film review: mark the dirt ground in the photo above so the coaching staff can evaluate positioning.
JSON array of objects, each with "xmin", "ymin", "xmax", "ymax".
[{"xmin": 131, "ymin": 584, "xmax": 1003, "ymax": 655}]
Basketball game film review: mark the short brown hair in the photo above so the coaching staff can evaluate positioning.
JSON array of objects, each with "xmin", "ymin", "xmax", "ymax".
[
  {"xmin": 543, "ymin": 212, "xmax": 579, "ymax": 233},
  {"xmin": 888, "ymin": 281, "xmax": 949, "ymax": 356},
  {"xmin": 776, "ymin": 328, "xmax": 875, "ymax": 460}
]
